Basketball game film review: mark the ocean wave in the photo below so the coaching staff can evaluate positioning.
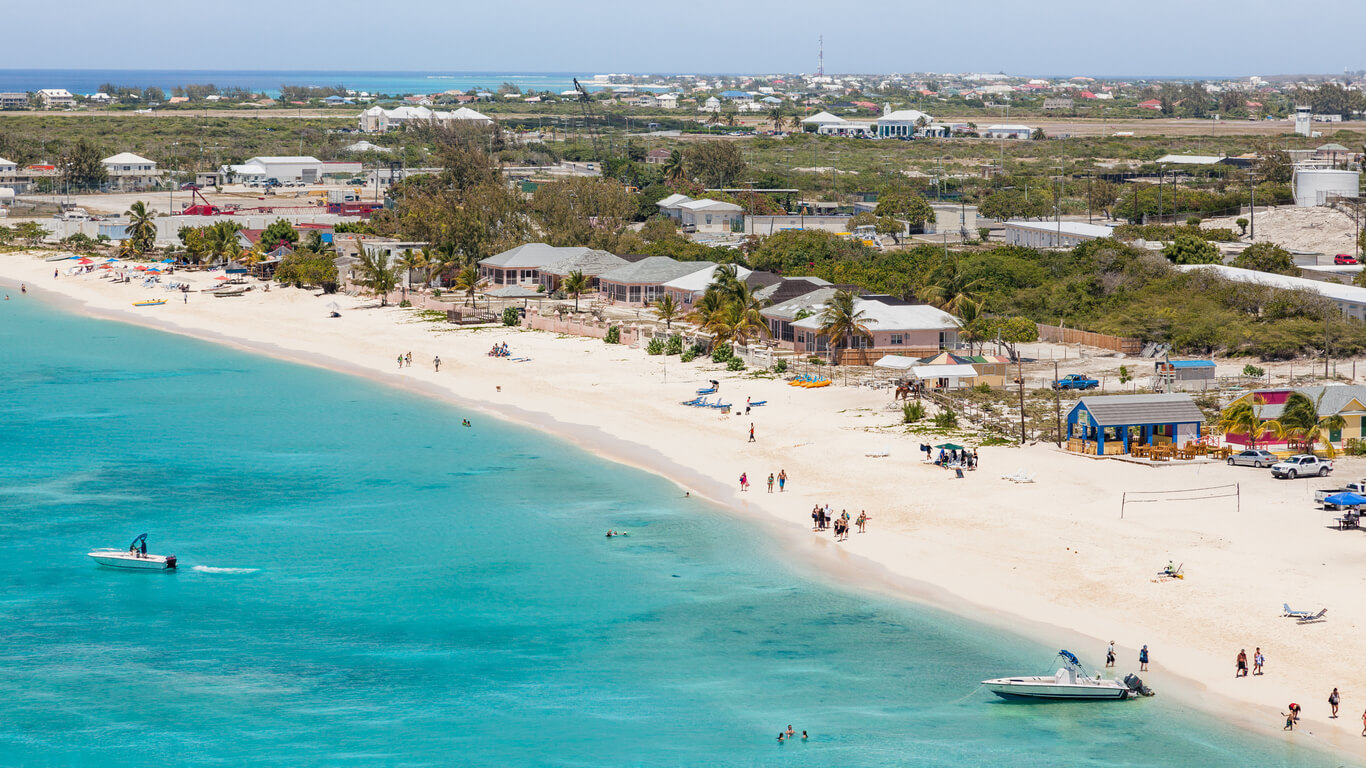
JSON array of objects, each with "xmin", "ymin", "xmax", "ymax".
[{"xmin": 191, "ymin": 566, "xmax": 260, "ymax": 575}]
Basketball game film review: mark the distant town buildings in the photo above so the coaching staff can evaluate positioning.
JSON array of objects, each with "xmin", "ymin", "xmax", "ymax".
[{"xmin": 357, "ymin": 105, "xmax": 492, "ymax": 133}]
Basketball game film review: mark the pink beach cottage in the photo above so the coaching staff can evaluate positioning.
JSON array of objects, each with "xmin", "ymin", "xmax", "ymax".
[
  {"xmin": 765, "ymin": 293, "xmax": 960, "ymax": 364},
  {"xmin": 478, "ymin": 244, "xmax": 613, "ymax": 288},
  {"xmin": 1223, "ymin": 385, "xmax": 1366, "ymax": 451},
  {"xmin": 661, "ymin": 264, "xmax": 753, "ymax": 309}
]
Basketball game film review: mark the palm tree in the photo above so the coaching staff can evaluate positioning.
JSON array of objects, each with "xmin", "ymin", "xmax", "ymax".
[
  {"xmin": 704, "ymin": 110, "xmax": 722, "ymax": 133},
  {"xmin": 1279, "ymin": 391, "xmax": 1347, "ymax": 456},
  {"xmin": 663, "ymin": 150, "xmax": 686, "ymax": 183},
  {"xmin": 917, "ymin": 257, "xmax": 982, "ymax": 314},
  {"xmin": 955, "ymin": 297, "xmax": 988, "ymax": 354},
  {"xmin": 1216, "ymin": 396, "xmax": 1284, "ymax": 451},
  {"xmin": 653, "ymin": 293, "xmax": 681, "ymax": 329},
  {"xmin": 723, "ymin": 108, "xmax": 739, "ymax": 128},
  {"xmin": 817, "ymin": 289, "xmax": 874, "ymax": 365},
  {"xmin": 396, "ymin": 249, "xmax": 428, "ymax": 298},
  {"xmin": 451, "ymin": 263, "xmax": 483, "ymax": 307},
  {"xmin": 355, "ymin": 247, "xmax": 400, "ymax": 306},
  {"xmin": 766, "ymin": 106, "xmax": 786, "ymax": 132},
  {"xmin": 707, "ymin": 263, "xmax": 743, "ymax": 299},
  {"xmin": 561, "ymin": 269, "xmax": 592, "ymax": 312},
  {"xmin": 115, "ymin": 238, "xmax": 139, "ymax": 260},
  {"xmin": 124, "ymin": 200, "xmax": 157, "ymax": 254},
  {"xmin": 785, "ymin": 113, "xmax": 802, "ymax": 132}
]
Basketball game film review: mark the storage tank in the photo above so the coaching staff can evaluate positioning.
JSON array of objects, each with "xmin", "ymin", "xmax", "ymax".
[{"xmin": 1293, "ymin": 167, "xmax": 1360, "ymax": 207}]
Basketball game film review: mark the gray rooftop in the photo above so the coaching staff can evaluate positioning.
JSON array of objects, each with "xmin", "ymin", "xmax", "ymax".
[
  {"xmin": 540, "ymin": 249, "xmax": 630, "ymax": 277},
  {"xmin": 1075, "ymin": 393, "xmax": 1204, "ymax": 426},
  {"xmin": 1251, "ymin": 385, "xmax": 1366, "ymax": 419},
  {"xmin": 480, "ymin": 243, "xmax": 592, "ymax": 269},
  {"xmin": 598, "ymin": 256, "xmax": 715, "ymax": 285}
]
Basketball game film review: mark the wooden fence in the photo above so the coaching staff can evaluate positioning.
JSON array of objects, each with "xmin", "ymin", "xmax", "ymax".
[{"xmin": 1035, "ymin": 323, "xmax": 1143, "ymax": 355}]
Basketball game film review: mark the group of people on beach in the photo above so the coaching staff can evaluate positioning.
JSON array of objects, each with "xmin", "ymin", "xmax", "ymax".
[
  {"xmin": 1234, "ymin": 648, "xmax": 1362, "ymax": 735},
  {"xmin": 742, "ymin": 469, "xmax": 787, "ymax": 493},
  {"xmin": 488, "ymin": 342, "xmax": 510, "ymax": 357},
  {"xmin": 1104, "ymin": 640, "xmax": 1148, "ymax": 671},
  {"xmin": 811, "ymin": 505, "xmax": 868, "ymax": 541},
  {"xmin": 921, "ymin": 445, "xmax": 977, "ymax": 470}
]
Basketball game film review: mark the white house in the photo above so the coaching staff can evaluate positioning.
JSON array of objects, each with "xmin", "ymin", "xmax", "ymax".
[
  {"xmin": 224, "ymin": 156, "xmax": 330, "ymax": 183},
  {"xmin": 658, "ymin": 94, "xmax": 679, "ymax": 109},
  {"xmin": 37, "ymin": 89, "xmax": 74, "ymax": 108},
  {"xmin": 357, "ymin": 105, "xmax": 492, "ymax": 133},
  {"xmin": 677, "ymin": 199, "xmax": 744, "ymax": 233},
  {"xmin": 101, "ymin": 152, "xmax": 160, "ymax": 190},
  {"xmin": 800, "ymin": 111, "xmax": 845, "ymax": 129},
  {"xmin": 983, "ymin": 124, "xmax": 1033, "ymax": 140},
  {"xmin": 699, "ymin": 96, "xmax": 721, "ymax": 113},
  {"xmin": 662, "ymin": 264, "xmax": 754, "ymax": 307},
  {"xmin": 1175, "ymin": 264, "xmax": 1366, "ymax": 321},
  {"xmin": 0, "ymin": 157, "xmax": 17, "ymax": 176},
  {"xmin": 876, "ymin": 106, "xmax": 934, "ymax": 138}
]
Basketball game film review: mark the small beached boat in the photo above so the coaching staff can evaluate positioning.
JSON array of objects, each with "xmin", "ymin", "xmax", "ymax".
[
  {"xmin": 88, "ymin": 534, "xmax": 177, "ymax": 570},
  {"xmin": 133, "ymin": 299, "xmax": 166, "ymax": 307},
  {"xmin": 983, "ymin": 650, "xmax": 1153, "ymax": 701}
]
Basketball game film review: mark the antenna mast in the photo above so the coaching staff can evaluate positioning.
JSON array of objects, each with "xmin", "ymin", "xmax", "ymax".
[{"xmin": 818, "ymin": 35, "xmax": 824, "ymax": 77}]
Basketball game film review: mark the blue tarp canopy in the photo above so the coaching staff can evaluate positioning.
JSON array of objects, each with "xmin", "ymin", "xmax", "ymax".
[{"xmin": 1324, "ymin": 492, "xmax": 1366, "ymax": 506}]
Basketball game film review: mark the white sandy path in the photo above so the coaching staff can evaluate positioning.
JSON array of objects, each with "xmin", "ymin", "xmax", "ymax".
[{"xmin": 3, "ymin": 253, "xmax": 1362, "ymax": 760}]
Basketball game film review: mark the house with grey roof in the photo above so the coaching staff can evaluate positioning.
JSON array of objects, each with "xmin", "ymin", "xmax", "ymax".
[
  {"xmin": 537, "ymin": 249, "xmax": 631, "ymax": 292},
  {"xmin": 1067, "ymin": 393, "xmax": 1205, "ymax": 456},
  {"xmin": 479, "ymin": 243, "xmax": 609, "ymax": 288},
  {"xmin": 597, "ymin": 257, "xmax": 715, "ymax": 306}
]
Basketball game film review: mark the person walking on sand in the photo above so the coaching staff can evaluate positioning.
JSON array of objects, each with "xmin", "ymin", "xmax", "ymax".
[
  {"xmin": 767, "ymin": 473, "xmax": 775, "ymax": 493},
  {"xmin": 1330, "ymin": 688, "xmax": 1341, "ymax": 718},
  {"xmin": 433, "ymin": 355, "xmax": 441, "ymax": 372},
  {"xmin": 1105, "ymin": 642, "xmax": 1116, "ymax": 668},
  {"xmin": 1361, "ymin": 708, "xmax": 1366, "ymax": 736},
  {"xmin": 856, "ymin": 511, "xmax": 867, "ymax": 533},
  {"xmin": 1289, "ymin": 702, "xmax": 1302, "ymax": 722},
  {"xmin": 398, "ymin": 354, "xmax": 404, "ymax": 369},
  {"xmin": 1139, "ymin": 644, "xmax": 1149, "ymax": 671},
  {"xmin": 406, "ymin": 352, "xmax": 412, "ymax": 367},
  {"xmin": 749, "ymin": 423, "xmax": 756, "ymax": 443},
  {"xmin": 778, "ymin": 469, "xmax": 786, "ymax": 492},
  {"xmin": 1236, "ymin": 649, "xmax": 1249, "ymax": 678},
  {"xmin": 1283, "ymin": 711, "xmax": 1295, "ymax": 731},
  {"xmin": 739, "ymin": 472, "xmax": 748, "ymax": 492},
  {"xmin": 1253, "ymin": 648, "xmax": 1264, "ymax": 676}
]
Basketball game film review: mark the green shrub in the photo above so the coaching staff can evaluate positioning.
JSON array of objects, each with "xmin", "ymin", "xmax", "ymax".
[
  {"xmin": 902, "ymin": 401, "xmax": 926, "ymax": 423},
  {"xmin": 934, "ymin": 408, "xmax": 958, "ymax": 429},
  {"xmin": 432, "ymin": 288, "xmax": 442, "ymax": 299},
  {"xmin": 807, "ymin": 356, "xmax": 825, "ymax": 365},
  {"xmin": 711, "ymin": 345, "xmax": 734, "ymax": 363},
  {"xmin": 681, "ymin": 349, "xmax": 698, "ymax": 362},
  {"xmin": 975, "ymin": 382, "xmax": 991, "ymax": 394},
  {"xmin": 1118, "ymin": 365, "xmax": 1131, "ymax": 383},
  {"xmin": 1242, "ymin": 364, "xmax": 1265, "ymax": 378},
  {"xmin": 665, "ymin": 335, "xmax": 683, "ymax": 355},
  {"xmin": 646, "ymin": 338, "xmax": 665, "ymax": 356},
  {"xmin": 978, "ymin": 227, "xmax": 992, "ymax": 244},
  {"xmin": 399, "ymin": 299, "xmax": 412, "ymax": 308},
  {"xmin": 501, "ymin": 307, "xmax": 520, "ymax": 326},
  {"xmin": 1186, "ymin": 216, "xmax": 1202, "ymax": 226},
  {"xmin": 773, "ymin": 358, "xmax": 788, "ymax": 373},
  {"xmin": 604, "ymin": 325, "xmax": 620, "ymax": 344},
  {"xmin": 726, "ymin": 357, "xmax": 746, "ymax": 371}
]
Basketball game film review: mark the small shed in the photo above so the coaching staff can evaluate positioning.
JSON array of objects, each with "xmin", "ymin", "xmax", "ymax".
[
  {"xmin": 910, "ymin": 363, "xmax": 978, "ymax": 390},
  {"xmin": 1156, "ymin": 359, "xmax": 1215, "ymax": 383},
  {"xmin": 1067, "ymin": 393, "xmax": 1204, "ymax": 456}
]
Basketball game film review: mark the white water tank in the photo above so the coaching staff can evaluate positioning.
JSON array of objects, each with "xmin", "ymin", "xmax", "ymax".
[{"xmin": 1293, "ymin": 167, "xmax": 1360, "ymax": 207}]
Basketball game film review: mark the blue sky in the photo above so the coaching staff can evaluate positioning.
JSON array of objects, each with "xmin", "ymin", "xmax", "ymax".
[{"xmin": 3, "ymin": 0, "xmax": 1363, "ymax": 77}]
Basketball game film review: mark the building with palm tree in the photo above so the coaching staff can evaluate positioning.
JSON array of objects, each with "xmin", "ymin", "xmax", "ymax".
[
  {"xmin": 1224, "ymin": 385, "xmax": 1366, "ymax": 451},
  {"xmin": 479, "ymin": 243, "xmax": 618, "ymax": 288},
  {"xmin": 597, "ymin": 257, "xmax": 717, "ymax": 307}
]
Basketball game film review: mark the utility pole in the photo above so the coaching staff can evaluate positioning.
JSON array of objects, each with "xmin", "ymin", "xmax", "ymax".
[
  {"xmin": 1249, "ymin": 167, "xmax": 1256, "ymax": 240},
  {"xmin": 1017, "ymin": 358, "xmax": 1027, "ymax": 445},
  {"xmin": 1053, "ymin": 361, "xmax": 1062, "ymax": 447},
  {"xmin": 1326, "ymin": 307, "xmax": 1331, "ymax": 379}
]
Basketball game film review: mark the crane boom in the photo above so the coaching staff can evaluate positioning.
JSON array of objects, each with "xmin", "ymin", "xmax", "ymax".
[{"xmin": 572, "ymin": 78, "xmax": 604, "ymax": 166}]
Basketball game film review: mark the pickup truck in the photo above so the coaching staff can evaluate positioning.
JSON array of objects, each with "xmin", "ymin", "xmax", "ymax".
[
  {"xmin": 1053, "ymin": 374, "xmax": 1100, "ymax": 391},
  {"xmin": 1271, "ymin": 454, "xmax": 1334, "ymax": 479},
  {"xmin": 1314, "ymin": 480, "xmax": 1366, "ymax": 505}
]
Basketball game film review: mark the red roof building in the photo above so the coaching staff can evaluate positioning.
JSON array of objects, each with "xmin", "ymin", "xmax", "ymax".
[{"xmin": 1138, "ymin": 99, "xmax": 1162, "ymax": 110}]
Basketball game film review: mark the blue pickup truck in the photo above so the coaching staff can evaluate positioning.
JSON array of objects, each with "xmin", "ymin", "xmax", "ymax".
[{"xmin": 1053, "ymin": 374, "xmax": 1100, "ymax": 391}]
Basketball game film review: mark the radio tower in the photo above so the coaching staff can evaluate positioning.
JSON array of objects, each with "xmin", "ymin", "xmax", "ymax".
[{"xmin": 817, "ymin": 35, "xmax": 824, "ymax": 76}]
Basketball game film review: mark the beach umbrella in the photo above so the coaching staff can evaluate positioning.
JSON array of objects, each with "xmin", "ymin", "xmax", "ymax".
[
  {"xmin": 326, "ymin": 301, "xmax": 340, "ymax": 312},
  {"xmin": 76, "ymin": 258, "xmax": 93, "ymax": 265},
  {"xmin": 934, "ymin": 443, "xmax": 967, "ymax": 451},
  {"xmin": 104, "ymin": 258, "xmax": 117, "ymax": 262},
  {"xmin": 214, "ymin": 275, "xmax": 229, "ymax": 281},
  {"xmin": 160, "ymin": 258, "xmax": 175, "ymax": 263},
  {"xmin": 1324, "ymin": 492, "xmax": 1366, "ymax": 506}
]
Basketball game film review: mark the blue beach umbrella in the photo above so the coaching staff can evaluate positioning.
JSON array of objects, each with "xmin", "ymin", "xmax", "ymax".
[{"xmin": 1324, "ymin": 492, "xmax": 1366, "ymax": 506}]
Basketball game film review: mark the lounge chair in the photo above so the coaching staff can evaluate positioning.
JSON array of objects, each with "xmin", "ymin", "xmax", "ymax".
[
  {"xmin": 1010, "ymin": 472, "xmax": 1036, "ymax": 484},
  {"xmin": 1000, "ymin": 468, "xmax": 1026, "ymax": 481},
  {"xmin": 697, "ymin": 386, "xmax": 717, "ymax": 395},
  {"xmin": 748, "ymin": 400, "xmax": 767, "ymax": 407},
  {"xmin": 1296, "ymin": 608, "xmax": 1328, "ymax": 624},
  {"xmin": 1282, "ymin": 603, "xmax": 1312, "ymax": 618}
]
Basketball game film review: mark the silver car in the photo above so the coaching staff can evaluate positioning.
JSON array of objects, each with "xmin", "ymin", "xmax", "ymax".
[{"xmin": 1227, "ymin": 449, "xmax": 1277, "ymax": 468}]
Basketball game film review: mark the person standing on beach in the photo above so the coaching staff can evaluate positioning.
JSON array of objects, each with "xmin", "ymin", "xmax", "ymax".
[
  {"xmin": 406, "ymin": 352, "xmax": 412, "ymax": 367},
  {"xmin": 20, "ymin": 283, "xmax": 26, "ymax": 294},
  {"xmin": 1289, "ymin": 702, "xmax": 1301, "ymax": 722},
  {"xmin": 433, "ymin": 355, "xmax": 441, "ymax": 372},
  {"xmin": 767, "ymin": 473, "xmax": 774, "ymax": 493},
  {"xmin": 739, "ymin": 472, "xmax": 748, "ymax": 492},
  {"xmin": 856, "ymin": 511, "xmax": 867, "ymax": 533},
  {"xmin": 1253, "ymin": 648, "xmax": 1264, "ymax": 676},
  {"xmin": 398, "ymin": 354, "xmax": 404, "ymax": 369},
  {"xmin": 749, "ymin": 423, "xmax": 756, "ymax": 443},
  {"xmin": 778, "ymin": 470, "xmax": 786, "ymax": 492},
  {"xmin": 1139, "ymin": 644, "xmax": 1149, "ymax": 671},
  {"xmin": 1236, "ymin": 649, "xmax": 1249, "ymax": 678},
  {"xmin": 1105, "ymin": 642, "xmax": 1116, "ymax": 668},
  {"xmin": 1330, "ymin": 688, "xmax": 1341, "ymax": 718},
  {"xmin": 1283, "ymin": 711, "xmax": 1295, "ymax": 731},
  {"xmin": 1361, "ymin": 708, "xmax": 1366, "ymax": 736}
]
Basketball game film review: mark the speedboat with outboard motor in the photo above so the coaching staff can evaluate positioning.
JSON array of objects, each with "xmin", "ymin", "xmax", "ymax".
[
  {"xmin": 87, "ymin": 534, "xmax": 177, "ymax": 570},
  {"xmin": 983, "ymin": 650, "xmax": 1154, "ymax": 701}
]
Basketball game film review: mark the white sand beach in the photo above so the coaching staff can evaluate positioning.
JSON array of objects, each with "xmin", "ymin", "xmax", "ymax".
[{"xmin": 6, "ymin": 252, "xmax": 1366, "ymax": 758}]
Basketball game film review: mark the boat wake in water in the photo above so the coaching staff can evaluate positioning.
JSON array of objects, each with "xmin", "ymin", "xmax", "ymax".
[{"xmin": 191, "ymin": 566, "xmax": 260, "ymax": 574}]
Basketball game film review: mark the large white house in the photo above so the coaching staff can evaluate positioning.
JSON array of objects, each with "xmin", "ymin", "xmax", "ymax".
[
  {"xmin": 875, "ymin": 106, "xmax": 933, "ymax": 138},
  {"xmin": 101, "ymin": 152, "xmax": 160, "ymax": 190},
  {"xmin": 223, "ymin": 156, "xmax": 361, "ymax": 184},
  {"xmin": 37, "ymin": 89, "xmax": 74, "ymax": 108},
  {"xmin": 655, "ymin": 194, "xmax": 744, "ymax": 233},
  {"xmin": 357, "ymin": 105, "xmax": 492, "ymax": 133}
]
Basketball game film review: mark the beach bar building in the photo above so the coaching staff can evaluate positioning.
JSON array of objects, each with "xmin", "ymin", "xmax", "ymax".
[{"xmin": 1066, "ymin": 393, "xmax": 1204, "ymax": 456}]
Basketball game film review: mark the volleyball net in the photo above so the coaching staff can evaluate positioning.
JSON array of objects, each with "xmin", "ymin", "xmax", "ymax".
[{"xmin": 1120, "ymin": 483, "xmax": 1240, "ymax": 518}]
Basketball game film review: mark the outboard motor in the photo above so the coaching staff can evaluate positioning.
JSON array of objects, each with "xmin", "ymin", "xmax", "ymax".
[
  {"xmin": 1123, "ymin": 673, "xmax": 1154, "ymax": 697},
  {"xmin": 166, "ymin": 555, "xmax": 177, "ymax": 569}
]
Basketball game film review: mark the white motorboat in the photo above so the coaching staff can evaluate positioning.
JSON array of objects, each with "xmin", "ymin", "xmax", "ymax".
[
  {"xmin": 88, "ymin": 534, "xmax": 177, "ymax": 571},
  {"xmin": 983, "ymin": 650, "xmax": 1153, "ymax": 701}
]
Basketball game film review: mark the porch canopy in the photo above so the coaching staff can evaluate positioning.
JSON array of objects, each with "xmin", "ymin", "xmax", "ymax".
[
  {"xmin": 873, "ymin": 355, "xmax": 917, "ymax": 370},
  {"xmin": 910, "ymin": 364, "xmax": 978, "ymax": 380}
]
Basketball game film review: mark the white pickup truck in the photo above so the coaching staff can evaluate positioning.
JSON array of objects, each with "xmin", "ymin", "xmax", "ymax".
[
  {"xmin": 1314, "ymin": 480, "xmax": 1366, "ymax": 505},
  {"xmin": 1271, "ymin": 454, "xmax": 1333, "ymax": 479}
]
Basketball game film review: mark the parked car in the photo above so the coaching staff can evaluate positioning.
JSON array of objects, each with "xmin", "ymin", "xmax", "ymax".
[
  {"xmin": 1227, "ymin": 449, "xmax": 1278, "ymax": 468},
  {"xmin": 1271, "ymin": 454, "xmax": 1333, "ymax": 479},
  {"xmin": 1335, "ymin": 254, "xmax": 1358, "ymax": 265},
  {"xmin": 179, "ymin": 182, "xmax": 200, "ymax": 191},
  {"xmin": 1053, "ymin": 374, "xmax": 1100, "ymax": 391}
]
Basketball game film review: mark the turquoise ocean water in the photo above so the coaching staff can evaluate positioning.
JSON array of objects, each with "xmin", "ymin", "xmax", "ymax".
[
  {"xmin": 0, "ymin": 293, "xmax": 1334, "ymax": 767},
  {"xmin": 0, "ymin": 70, "xmax": 629, "ymax": 97}
]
